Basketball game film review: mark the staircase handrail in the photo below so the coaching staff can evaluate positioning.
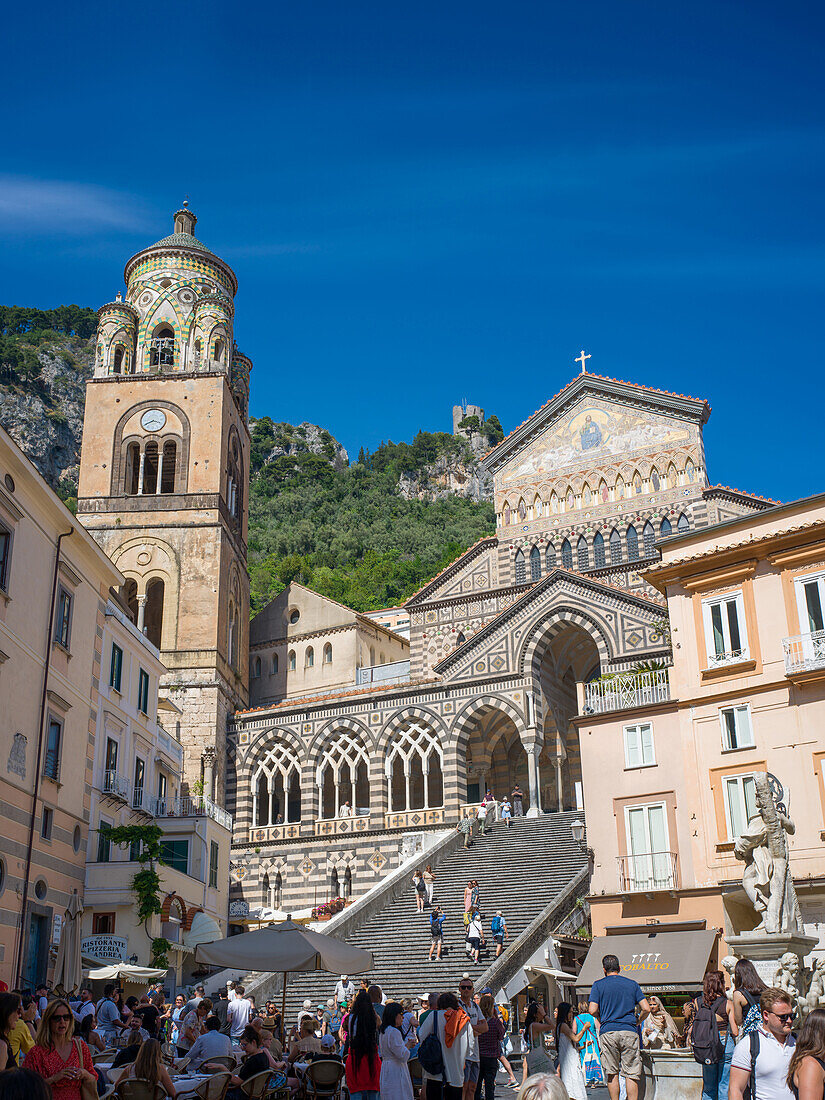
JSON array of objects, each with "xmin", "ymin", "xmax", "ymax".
[{"xmin": 476, "ymin": 865, "xmax": 591, "ymax": 995}]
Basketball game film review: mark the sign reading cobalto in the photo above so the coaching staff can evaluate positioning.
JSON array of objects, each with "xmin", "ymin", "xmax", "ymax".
[{"xmin": 575, "ymin": 929, "xmax": 719, "ymax": 993}]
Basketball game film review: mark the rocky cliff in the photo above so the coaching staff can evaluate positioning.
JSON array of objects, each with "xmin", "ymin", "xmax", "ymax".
[{"xmin": 396, "ymin": 430, "xmax": 493, "ymax": 502}]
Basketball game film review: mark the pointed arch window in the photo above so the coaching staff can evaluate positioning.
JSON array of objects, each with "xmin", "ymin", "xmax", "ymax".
[
  {"xmin": 254, "ymin": 740, "xmax": 302, "ymax": 824},
  {"xmin": 386, "ymin": 720, "xmax": 444, "ymax": 812},
  {"xmin": 610, "ymin": 529, "xmax": 623, "ymax": 564},
  {"xmin": 288, "ymin": 650, "xmax": 296, "ymax": 671},
  {"xmin": 660, "ymin": 517, "xmax": 672, "ymax": 537},
  {"xmin": 323, "ymin": 643, "xmax": 333, "ymax": 664},
  {"xmin": 677, "ymin": 513, "xmax": 690, "ymax": 533},
  {"xmin": 561, "ymin": 539, "xmax": 573, "ymax": 570},
  {"xmin": 456, "ymin": 632, "xmax": 466, "ymax": 646},
  {"xmin": 344, "ymin": 866, "xmax": 352, "ymax": 898},
  {"xmin": 643, "ymin": 521, "xmax": 656, "ymax": 556},
  {"xmin": 577, "ymin": 535, "xmax": 589, "ymax": 570},
  {"xmin": 149, "ymin": 325, "xmax": 175, "ymax": 368},
  {"xmin": 330, "ymin": 866, "xmax": 339, "ymax": 896},
  {"xmin": 627, "ymin": 525, "xmax": 639, "ymax": 561},
  {"xmin": 113, "ymin": 347, "xmax": 124, "ymax": 374},
  {"xmin": 318, "ymin": 729, "xmax": 370, "ymax": 818},
  {"xmin": 529, "ymin": 546, "xmax": 541, "ymax": 581},
  {"xmin": 593, "ymin": 531, "xmax": 605, "ymax": 567},
  {"xmin": 252, "ymin": 656, "xmax": 261, "ymax": 678},
  {"xmin": 546, "ymin": 544, "xmax": 557, "ymax": 571},
  {"xmin": 214, "ymin": 337, "xmax": 225, "ymax": 365},
  {"xmin": 651, "ymin": 468, "xmax": 661, "ymax": 491},
  {"xmin": 272, "ymin": 653, "xmax": 279, "ymax": 674},
  {"xmin": 514, "ymin": 549, "xmax": 526, "ymax": 584},
  {"xmin": 305, "ymin": 646, "xmax": 314, "ymax": 668},
  {"xmin": 144, "ymin": 578, "xmax": 164, "ymax": 649}
]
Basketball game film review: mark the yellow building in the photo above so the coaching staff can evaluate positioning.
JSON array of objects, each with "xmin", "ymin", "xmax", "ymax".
[
  {"xmin": 576, "ymin": 491, "xmax": 825, "ymax": 964},
  {"xmin": 0, "ymin": 425, "xmax": 122, "ymax": 988},
  {"xmin": 82, "ymin": 596, "xmax": 231, "ymax": 989}
]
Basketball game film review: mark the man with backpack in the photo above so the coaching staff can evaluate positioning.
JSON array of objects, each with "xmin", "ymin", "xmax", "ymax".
[
  {"xmin": 729, "ymin": 988, "xmax": 796, "ymax": 1100},
  {"xmin": 588, "ymin": 954, "xmax": 651, "ymax": 1100},
  {"xmin": 429, "ymin": 907, "xmax": 446, "ymax": 961},
  {"xmin": 491, "ymin": 911, "xmax": 508, "ymax": 958}
]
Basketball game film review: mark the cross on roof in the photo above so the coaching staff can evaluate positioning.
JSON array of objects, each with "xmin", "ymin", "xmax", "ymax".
[{"xmin": 575, "ymin": 349, "xmax": 591, "ymax": 374}]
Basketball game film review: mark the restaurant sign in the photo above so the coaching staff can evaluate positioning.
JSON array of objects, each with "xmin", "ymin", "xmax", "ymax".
[
  {"xmin": 82, "ymin": 935, "xmax": 128, "ymax": 962},
  {"xmin": 229, "ymin": 900, "xmax": 250, "ymax": 917}
]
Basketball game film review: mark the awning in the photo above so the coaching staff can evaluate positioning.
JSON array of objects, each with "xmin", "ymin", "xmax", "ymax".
[
  {"xmin": 526, "ymin": 965, "xmax": 580, "ymax": 983},
  {"xmin": 575, "ymin": 930, "xmax": 717, "ymax": 992}
]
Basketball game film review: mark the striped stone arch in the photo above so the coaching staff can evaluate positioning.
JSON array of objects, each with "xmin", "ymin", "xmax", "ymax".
[
  {"xmin": 380, "ymin": 706, "xmax": 449, "ymax": 741},
  {"xmin": 450, "ymin": 694, "xmax": 527, "ymax": 754},
  {"xmin": 309, "ymin": 715, "xmax": 377, "ymax": 756},
  {"xmin": 519, "ymin": 604, "xmax": 613, "ymax": 682},
  {"xmin": 244, "ymin": 723, "xmax": 307, "ymax": 769}
]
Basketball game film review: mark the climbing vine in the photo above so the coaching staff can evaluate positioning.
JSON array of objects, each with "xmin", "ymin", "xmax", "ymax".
[{"xmin": 98, "ymin": 823, "xmax": 170, "ymax": 965}]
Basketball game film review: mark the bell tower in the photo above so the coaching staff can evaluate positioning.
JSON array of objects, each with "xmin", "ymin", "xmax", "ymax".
[{"xmin": 77, "ymin": 205, "xmax": 252, "ymax": 800}]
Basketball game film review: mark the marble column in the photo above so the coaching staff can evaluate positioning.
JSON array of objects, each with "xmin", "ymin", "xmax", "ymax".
[
  {"xmin": 202, "ymin": 749, "xmax": 216, "ymax": 803},
  {"xmin": 522, "ymin": 726, "xmax": 544, "ymax": 817}
]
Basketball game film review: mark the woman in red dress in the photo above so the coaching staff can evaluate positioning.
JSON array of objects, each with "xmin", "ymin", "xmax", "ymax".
[{"xmin": 24, "ymin": 998, "xmax": 97, "ymax": 1100}]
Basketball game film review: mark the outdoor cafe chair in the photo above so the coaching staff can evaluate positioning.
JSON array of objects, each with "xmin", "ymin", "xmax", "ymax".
[
  {"xmin": 304, "ymin": 1059, "xmax": 346, "ymax": 1100},
  {"xmin": 114, "ymin": 1079, "xmax": 167, "ymax": 1100},
  {"xmin": 207, "ymin": 1056, "xmax": 237, "ymax": 1069},
  {"xmin": 176, "ymin": 1071, "xmax": 232, "ymax": 1100},
  {"xmin": 240, "ymin": 1069, "xmax": 276, "ymax": 1098}
]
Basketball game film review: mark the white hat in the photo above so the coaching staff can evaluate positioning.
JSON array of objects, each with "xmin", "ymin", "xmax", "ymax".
[{"xmin": 303, "ymin": 999, "xmax": 312, "ymax": 1010}]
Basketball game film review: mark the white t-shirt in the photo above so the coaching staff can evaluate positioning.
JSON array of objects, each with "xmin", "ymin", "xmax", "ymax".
[
  {"xmin": 418, "ymin": 1010, "xmax": 472, "ymax": 1089},
  {"xmin": 227, "ymin": 996, "xmax": 254, "ymax": 1039},
  {"xmin": 477, "ymin": 804, "xmax": 487, "ymax": 819},
  {"xmin": 462, "ymin": 999, "xmax": 483, "ymax": 1063},
  {"xmin": 468, "ymin": 919, "xmax": 483, "ymax": 940},
  {"xmin": 731, "ymin": 1027, "xmax": 796, "ymax": 1100}
]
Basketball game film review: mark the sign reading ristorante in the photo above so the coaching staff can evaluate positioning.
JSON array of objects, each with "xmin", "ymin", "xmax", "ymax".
[{"xmin": 81, "ymin": 935, "xmax": 128, "ymax": 961}]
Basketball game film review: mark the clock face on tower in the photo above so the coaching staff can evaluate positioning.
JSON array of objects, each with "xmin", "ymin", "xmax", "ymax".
[{"xmin": 141, "ymin": 409, "xmax": 167, "ymax": 432}]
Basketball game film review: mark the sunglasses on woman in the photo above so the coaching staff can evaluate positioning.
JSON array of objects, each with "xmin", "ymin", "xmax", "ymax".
[{"xmin": 52, "ymin": 1013, "xmax": 72, "ymax": 1021}]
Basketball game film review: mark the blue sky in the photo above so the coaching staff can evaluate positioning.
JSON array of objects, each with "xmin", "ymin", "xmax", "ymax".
[{"xmin": 2, "ymin": 0, "xmax": 823, "ymax": 501}]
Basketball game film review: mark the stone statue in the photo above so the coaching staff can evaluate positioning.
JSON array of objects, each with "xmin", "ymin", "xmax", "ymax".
[
  {"xmin": 798, "ymin": 958, "xmax": 825, "ymax": 1018},
  {"xmin": 733, "ymin": 772, "xmax": 805, "ymax": 934},
  {"xmin": 774, "ymin": 952, "xmax": 803, "ymax": 1003},
  {"xmin": 721, "ymin": 955, "xmax": 738, "ymax": 997}
]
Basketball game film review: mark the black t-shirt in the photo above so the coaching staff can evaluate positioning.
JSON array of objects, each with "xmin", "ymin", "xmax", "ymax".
[
  {"xmin": 113, "ymin": 1043, "xmax": 142, "ymax": 1068},
  {"xmin": 135, "ymin": 1004, "xmax": 160, "ymax": 1037},
  {"xmin": 239, "ymin": 1051, "xmax": 270, "ymax": 1081}
]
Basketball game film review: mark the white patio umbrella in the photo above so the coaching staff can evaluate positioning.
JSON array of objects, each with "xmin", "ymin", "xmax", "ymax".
[
  {"xmin": 53, "ymin": 890, "xmax": 84, "ymax": 995},
  {"xmin": 195, "ymin": 917, "xmax": 372, "ymax": 1030}
]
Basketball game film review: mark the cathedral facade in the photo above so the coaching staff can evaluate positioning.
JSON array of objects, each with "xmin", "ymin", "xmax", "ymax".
[
  {"xmin": 229, "ymin": 372, "xmax": 773, "ymax": 914},
  {"xmin": 77, "ymin": 206, "xmax": 251, "ymax": 799}
]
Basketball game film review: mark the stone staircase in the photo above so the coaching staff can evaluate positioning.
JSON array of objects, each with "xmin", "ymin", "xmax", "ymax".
[{"xmin": 250, "ymin": 811, "xmax": 588, "ymax": 1017}]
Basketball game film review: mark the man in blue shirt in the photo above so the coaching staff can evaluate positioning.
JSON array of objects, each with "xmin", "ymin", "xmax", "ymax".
[{"xmin": 589, "ymin": 954, "xmax": 651, "ymax": 1100}]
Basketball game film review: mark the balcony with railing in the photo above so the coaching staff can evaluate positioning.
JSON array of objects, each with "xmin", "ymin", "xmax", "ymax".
[
  {"xmin": 356, "ymin": 660, "xmax": 411, "ymax": 687},
  {"xmin": 149, "ymin": 794, "xmax": 232, "ymax": 831},
  {"xmin": 156, "ymin": 726, "xmax": 184, "ymax": 764},
  {"xmin": 131, "ymin": 786, "xmax": 149, "ymax": 813},
  {"xmin": 102, "ymin": 770, "xmax": 130, "ymax": 801},
  {"xmin": 617, "ymin": 852, "xmax": 679, "ymax": 893},
  {"xmin": 783, "ymin": 632, "xmax": 825, "ymax": 676},
  {"xmin": 584, "ymin": 670, "xmax": 671, "ymax": 714},
  {"xmin": 43, "ymin": 749, "xmax": 61, "ymax": 782}
]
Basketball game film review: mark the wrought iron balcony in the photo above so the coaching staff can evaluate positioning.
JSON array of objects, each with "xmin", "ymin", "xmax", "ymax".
[
  {"xmin": 617, "ymin": 852, "xmax": 679, "ymax": 893},
  {"xmin": 43, "ymin": 749, "xmax": 61, "ymax": 782},
  {"xmin": 150, "ymin": 794, "xmax": 232, "ymax": 831},
  {"xmin": 707, "ymin": 647, "xmax": 749, "ymax": 668},
  {"xmin": 783, "ymin": 632, "xmax": 825, "ymax": 675},
  {"xmin": 584, "ymin": 670, "xmax": 670, "ymax": 714},
  {"xmin": 102, "ymin": 770, "xmax": 130, "ymax": 801}
]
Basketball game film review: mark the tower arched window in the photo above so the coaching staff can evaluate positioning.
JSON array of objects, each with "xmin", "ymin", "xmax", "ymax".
[
  {"xmin": 643, "ymin": 521, "xmax": 656, "ymax": 557},
  {"xmin": 113, "ymin": 347, "xmax": 124, "ymax": 375},
  {"xmin": 143, "ymin": 442, "xmax": 159, "ymax": 494},
  {"xmin": 126, "ymin": 442, "xmax": 141, "ymax": 494},
  {"xmin": 323, "ymin": 643, "xmax": 332, "ymax": 664},
  {"xmin": 593, "ymin": 531, "xmax": 605, "ymax": 567},
  {"xmin": 144, "ymin": 578, "xmax": 164, "ymax": 649},
  {"xmin": 610, "ymin": 528, "xmax": 623, "ymax": 564},
  {"xmin": 529, "ymin": 546, "xmax": 541, "ymax": 582},
  {"xmin": 627, "ymin": 525, "xmax": 639, "ymax": 560},
  {"xmin": 546, "ymin": 544, "xmax": 557, "ymax": 571},
  {"xmin": 288, "ymin": 650, "xmax": 296, "ymax": 671},
  {"xmin": 149, "ymin": 325, "xmax": 175, "ymax": 368},
  {"xmin": 577, "ymin": 535, "xmax": 589, "ymax": 570},
  {"xmin": 305, "ymin": 646, "xmax": 314, "ymax": 669},
  {"xmin": 677, "ymin": 513, "xmax": 690, "ymax": 533},
  {"xmin": 214, "ymin": 337, "xmax": 225, "ymax": 365},
  {"xmin": 272, "ymin": 653, "xmax": 279, "ymax": 674},
  {"xmin": 514, "ymin": 549, "xmax": 526, "ymax": 584},
  {"xmin": 252, "ymin": 656, "xmax": 261, "ymax": 678},
  {"xmin": 193, "ymin": 338, "xmax": 202, "ymax": 367},
  {"xmin": 561, "ymin": 539, "xmax": 573, "ymax": 570},
  {"xmin": 226, "ymin": 437, "xmax": 243, "ymax": 522}
]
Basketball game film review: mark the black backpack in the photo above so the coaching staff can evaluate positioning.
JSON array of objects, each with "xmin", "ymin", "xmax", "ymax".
[
  {"xmin": 691, "ymin": 997, "xmax": 726, "ymax": 1065},
  {"xmin": 418, "ymin": 1011, "xmax": 445, "ymax": 1077}
]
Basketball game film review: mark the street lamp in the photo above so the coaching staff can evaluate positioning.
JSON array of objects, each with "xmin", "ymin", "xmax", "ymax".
[{"xmin": 570, "ymin": 819, "xmax": 586, "ymax": 848}]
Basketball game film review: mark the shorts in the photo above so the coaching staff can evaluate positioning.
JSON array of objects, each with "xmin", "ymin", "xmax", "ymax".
[
  {"xmin": 468, "ymin": 937, "xmax": 480, "ymax": 951},
  {"xmin": 493, "ymin": 934, "xmax": 504, "ymax": 945},
  {"xmin": 431, "ymin": 932, "xmax": 443, "ymax": 942},
  {"xmin": 600, "ymin": 1031, "xmax": 642, "ymax": 1079},
  {"xmin": 464, "ymin": 1061, "xmax": 480, "ymax": 1084}
]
